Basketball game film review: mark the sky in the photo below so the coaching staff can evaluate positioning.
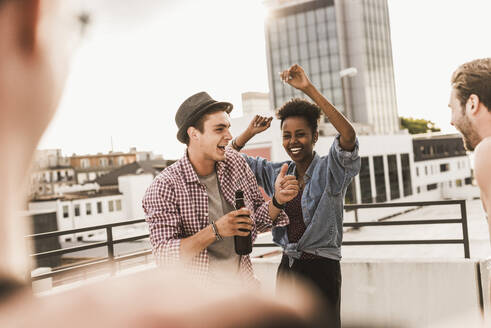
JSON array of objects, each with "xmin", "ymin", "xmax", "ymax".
[{"xmin": 39, "ymin": 0, "xmax": 491, "ymax": 159}]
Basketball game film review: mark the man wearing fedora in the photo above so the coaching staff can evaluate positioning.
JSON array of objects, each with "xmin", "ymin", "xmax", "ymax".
[{"xmin": 142, "ymin": 92, "xmax": 299, "ymax": 283}]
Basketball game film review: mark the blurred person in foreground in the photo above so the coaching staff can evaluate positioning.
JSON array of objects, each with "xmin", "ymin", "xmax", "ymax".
[
  {"xmin": 232, "ymin": 64, "xmax": 361, "ymax": 328},
  {"xmin": 0, "ymin": 0, "xmax": 329, "ymax": 326},
  {"xmin": 142, "ymin": 91, "xmax": 299, "ymax": 285},
  {"xmin": 448, "ymin": 58, "xmax": 491, "ymax": 241}
]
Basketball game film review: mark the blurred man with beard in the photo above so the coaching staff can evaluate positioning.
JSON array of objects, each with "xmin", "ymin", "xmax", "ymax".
[{"xmin": 449, "ymin": 58, "xmax": 491, "ymax": 240}]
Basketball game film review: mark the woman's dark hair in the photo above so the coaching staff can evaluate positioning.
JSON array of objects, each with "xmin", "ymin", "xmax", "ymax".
[{"xmin": 276, "ymin": 98, "xmax": 321, "ymax": 134}]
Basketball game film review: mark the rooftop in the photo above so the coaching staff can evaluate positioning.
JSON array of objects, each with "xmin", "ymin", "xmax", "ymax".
[{"xmin": 95, "ymin": 159, "xmax": 172, "ymax": 186}]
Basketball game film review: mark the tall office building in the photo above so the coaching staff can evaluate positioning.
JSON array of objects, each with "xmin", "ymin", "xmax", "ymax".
[{"xmin": 264, "ymin": 0, "xmax": 400, "ymax": 134}]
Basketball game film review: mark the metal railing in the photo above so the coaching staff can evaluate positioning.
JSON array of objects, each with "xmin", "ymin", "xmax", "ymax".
[
  {"xmin": 27, "ymin": 219, "xmax": 150, "ymax": 282},
  {"xmin": 254, "ymin": 200, "xmax": 471, "ymax": 259},
  {"xmin": 27, "ymin": 199, "xmax": 470, "ymax": 284}
]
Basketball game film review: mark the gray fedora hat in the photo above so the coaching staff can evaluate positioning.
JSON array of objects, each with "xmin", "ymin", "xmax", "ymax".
[{"xmin": 175, "ymin": 92, "xmax": 233, "ymax": 144}]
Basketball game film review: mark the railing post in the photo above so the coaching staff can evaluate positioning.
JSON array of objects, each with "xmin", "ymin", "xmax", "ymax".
[
  {"xmin": 459, "ymin": 200, "xmax": 470, "ymax": 259},
  {"xmin": 106, "ymin": 227, "xmax": 116, "ymax": 275},
  {"xmin": 25, "ymin": 236, "xmax": 33, "ymax": 283}
]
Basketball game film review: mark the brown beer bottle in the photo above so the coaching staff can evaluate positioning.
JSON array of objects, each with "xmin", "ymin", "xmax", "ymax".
[{"xmin": 234, "ymin": 190, "xmax": 252, "ymax": 255}]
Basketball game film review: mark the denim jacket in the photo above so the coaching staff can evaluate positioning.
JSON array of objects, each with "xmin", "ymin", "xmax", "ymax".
[{"xmin": 243, "ymin": 135, "xmax": 360, "ymax": 264}]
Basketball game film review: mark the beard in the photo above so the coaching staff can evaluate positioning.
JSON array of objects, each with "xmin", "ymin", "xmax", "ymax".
[{"xmin": 456, "ymin": 115, "xmax": 480, "ymax": 151}]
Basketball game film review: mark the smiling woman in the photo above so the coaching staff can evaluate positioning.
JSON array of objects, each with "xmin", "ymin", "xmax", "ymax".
[
  {"xmin": 278, "ymin": 99, "xmax": 321, "ymax": 165},
  {"xmin": 233, "ymin": 64, "xmax": 360, "ymax": 328}
]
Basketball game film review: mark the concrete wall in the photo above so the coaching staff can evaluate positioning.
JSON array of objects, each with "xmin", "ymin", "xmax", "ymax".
[
  {"xmin": 480, "ymin": 258, "xmax": 491, "ymax": 323},
  {"xmin": 252, "ymin": 258, "xmax": 488, "ymax": 327},
  {"xmin": 118, "ymin": 174, "xmax": 154, "ymax": 219}
]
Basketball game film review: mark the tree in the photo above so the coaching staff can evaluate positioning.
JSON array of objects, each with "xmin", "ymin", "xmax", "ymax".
[{"xmin": 400, "ymin": 117, "xmax": 441, "ymax": 134}]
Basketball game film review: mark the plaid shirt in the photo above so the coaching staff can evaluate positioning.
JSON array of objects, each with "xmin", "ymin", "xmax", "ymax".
[{"xmin": 142, "ymin": 147, "xmax": 288, "ymax": 284}]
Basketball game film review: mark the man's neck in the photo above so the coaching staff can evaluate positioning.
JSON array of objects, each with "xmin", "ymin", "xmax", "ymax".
[
  {"xmin": 475, "ymin": 108, "xmax": 491, "ymax": 140},
  {"xmin": 187, "ymin": 147, "xmax": 216, "ymax": 177}
]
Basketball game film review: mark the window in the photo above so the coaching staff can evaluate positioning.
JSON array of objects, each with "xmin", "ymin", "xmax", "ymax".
[
  {"xmin": 416, "ymin": 186, "xmax": 421, "ymax": 194},
  {"xmin": 116, "ymin": 199, "xmax": 122, "ymax": 211},
  {"xmin": 401, "ymin": 154, "xmax": 412, "ymax": 197},
  {"xmin": 424, "ymin": 166, "xmax": 428, "ymax": 175},
  {"xmin": 416, "ymin": 167, "xmax": 419, "ymax": 177},
  {"xmin": 373, "ymin": 156, "xmax": 386, "ymax": 202},
  {"xmin": 74, "ymin": 204, "xmax": 80, "ymax": 217},
  {"xmin": 296, "ymin": 12, "xmax": 306, "ymax": 27},
  {"xmin": 456, "ymin": 179, "xmax": 463, "ymax": 187},
  {"xmin": 298, "ymin": 43, "xmax": 309, "ymax": 60},
  {"xmin": 97, "ymin": 201, "xmax": 102, "ymax": 214},
  {"xmin": 288, "ymin": 29, "xmax": 297, "ymax": 45},
  {"xmin": 440, "ymin": 163, "xmax": 450, "ymax": 172},
  {"xmin": 298, "ymin": 26, "xmax": 308, "ymax": 44},
  {"xmin": 118, "ymin": 157, "xmax": 126, "ymax": 166},
  {"xmin": 360, "ymin": 157, "xmax": 372, "ymax": 203},
  {"xmin": 315, "ymin": 8, "xmax": 325, "ymax": 23},
  {"xmin": 306, "ymin": 10, "xmax": 315, "ymax": 24},
  {"xmin": 308, "ymin": 41, "xmax": 317, "ymax": 56},
  {"xmin": 100, "ymin": 158, "xmax": 108, "ymax": 167},
  {"xmin": 290, "ymin": 45, "xmax": 299, "ymax": 61},
  {"xmin": 310, "ymin": 58, "xmax": 320, "ymax": 74},
  {"xmin": 63, "ymin": 205, "xmax": 69, "ymax": 218},
  {"xmin": 427, "ymin": 183, "xmax": 437, "ymax": 191},
  {"xmin": 388, "ymin": 155, "xmax": 400, "ymax": 200},
  {"xmin": 86, "ymin": 203, "xmax": 92, "ymax": 215},
  {"xmin": 108, "ymin": 200, "xmax": 114, "ymax": 212},
  {"xmin": 81, "ymin": 159, "xmax": 90, "ymax": 168}
]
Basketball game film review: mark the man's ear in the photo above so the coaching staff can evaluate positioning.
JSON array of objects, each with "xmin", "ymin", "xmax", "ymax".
[
  {"xmin": 187, "ymin": 126, "xmax": 198, "ymax": 142},
  {"xmin": 15, "ymin": 0, "xmax": 41, "ymax": 54},
  {"xmin": 312, "ymin": 131, "xmax": 318, "ymax": 144},
  {"xmin": 466, "ymin": 94, "xmax": 481, "ymax": 116}
]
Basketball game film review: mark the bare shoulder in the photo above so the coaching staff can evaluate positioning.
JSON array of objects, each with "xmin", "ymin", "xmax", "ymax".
[{"xmin": 474, "ymin": 137, "xmax": 491, "ymax": 191}]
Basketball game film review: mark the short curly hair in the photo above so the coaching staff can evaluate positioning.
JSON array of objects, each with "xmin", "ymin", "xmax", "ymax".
[{"xmin": 276, "ymin": 98, "xmax": 321, "ymax": 134}]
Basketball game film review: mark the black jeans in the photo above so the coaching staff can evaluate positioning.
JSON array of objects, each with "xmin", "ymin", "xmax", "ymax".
[{"xmin": 277, "ymin": 255, "xmax": 341, "ymax": 328}]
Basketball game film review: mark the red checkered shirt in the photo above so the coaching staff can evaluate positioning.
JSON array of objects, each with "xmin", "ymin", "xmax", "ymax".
[{"xmin": 142, "ymin": 147, "xmax": 288, "ymax": 284}]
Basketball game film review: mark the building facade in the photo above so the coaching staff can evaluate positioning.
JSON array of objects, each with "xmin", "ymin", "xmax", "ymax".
[
  {"xmin": 264, "ymin": 0, "xmax": 399, "ymax": 134},
  {"xmin": 29, "ymin": 191, "xmax": 126, "ymax": 242},
  {"xmin": 28, "ymin": 173, "xmax": 155, "ymax": 242},
  {"xmin": 69, "ymin": 148, "xmax": 157, "ymax": 184},
  {"xmin": 241, "ymin": 92, "xmax": 271, "ymax": 116},
  {"xmin": 412, "ymin": 134, "xmax": 473, "ymax": 199},
  {"xmin": 231, "ymin": 116, "xmax": 475, "ymax": 204},
  {"xmin": 30, "ymin": 149, "xmax": 75, "ymax": 198}
]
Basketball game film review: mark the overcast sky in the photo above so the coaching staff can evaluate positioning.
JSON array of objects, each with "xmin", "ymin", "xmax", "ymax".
[{"xmin": 38, "ymin": 0, "xmax": 491, "ymax": 159}]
